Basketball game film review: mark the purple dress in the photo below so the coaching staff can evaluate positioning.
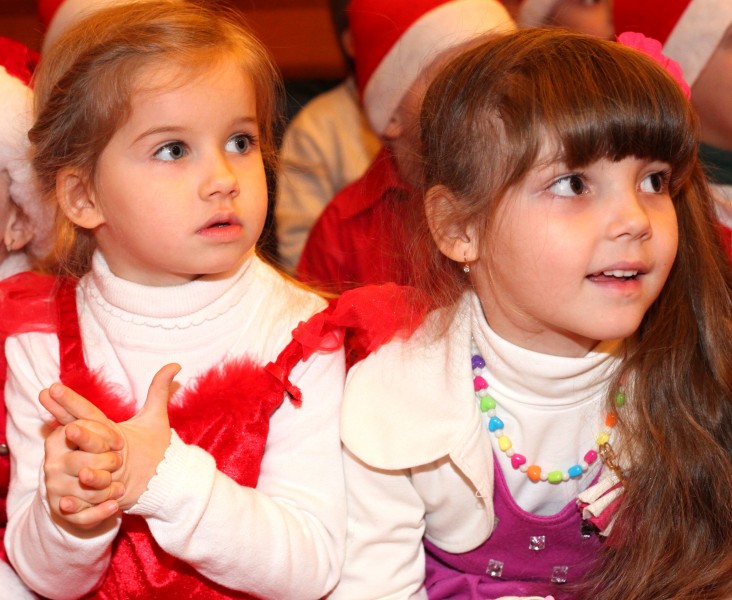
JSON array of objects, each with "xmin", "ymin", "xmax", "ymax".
[{"xmin": 424, "ymin": 457, "xmax": 603, "ymax": 599}]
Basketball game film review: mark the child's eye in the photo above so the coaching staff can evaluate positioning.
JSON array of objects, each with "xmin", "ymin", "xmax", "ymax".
[
  {"xmin": 225, "ymin": 134, "xmax": 254, "ymax": 154},
  {"xmin": 549, "ymin": 174, "xmax": 586, "ymax": 196},
  {"xmin": 639, "ymin": 171, "xmax": 670, "ymax": 193},
  {"xmin": 154, "ymin": 142, "xmax": 187, "ymax": 161}
]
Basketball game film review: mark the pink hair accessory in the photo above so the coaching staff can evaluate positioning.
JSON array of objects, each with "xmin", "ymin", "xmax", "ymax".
[{"xmin": 616, "ymin": 31, "xmax": 691, "ymax": 99}]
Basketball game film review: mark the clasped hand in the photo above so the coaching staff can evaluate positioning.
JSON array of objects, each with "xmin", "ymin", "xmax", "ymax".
[{"xmin": 39, "ymin": 364, "xmax": 181, "ymax": 531}]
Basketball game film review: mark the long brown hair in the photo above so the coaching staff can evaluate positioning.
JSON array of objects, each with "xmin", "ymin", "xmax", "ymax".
[
  {"xmin": 418, "ymin": 28, "xmax": 732, "ymax": 598},
  {"xmin": 29, "ymin": 0, "xmax": 282, "ymax": 277}
]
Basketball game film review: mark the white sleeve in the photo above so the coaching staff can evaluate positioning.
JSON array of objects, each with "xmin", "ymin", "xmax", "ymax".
[
  {"xmin": 0, "ymin": 560, "xmax": 37, "ymax": 600},
  {"xmin": 128, "ymin": 347, "xmax": 346, "ymax": 600},
  {"xmin": 329, "ymin": 448, "xmax": 428, "ymax": 600},
  {"xmin": 4, "ymin": 333, "xmax": 120, "ymax": 600},
  {"xmin": 275, "ymin": 116, "xmax": 338, "ymax": 273}
]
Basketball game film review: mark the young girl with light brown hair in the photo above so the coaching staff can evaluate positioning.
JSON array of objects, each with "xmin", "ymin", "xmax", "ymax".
[{"xmin": 1, "ymin": 2, "xmax": 347, "ymax": 598}]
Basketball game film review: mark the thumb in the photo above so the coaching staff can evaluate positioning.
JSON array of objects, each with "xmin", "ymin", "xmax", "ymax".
[{"xmin": 136, "ymin": 363, "xmax": 181, "ymax": 425}]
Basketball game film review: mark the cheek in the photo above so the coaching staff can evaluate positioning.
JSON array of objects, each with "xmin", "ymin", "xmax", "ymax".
[
  {"xmin": 249, "ymin": 165, "xmax": 269, "ymax": 205},
  {"xmin": 240, "ymin": 167, "xmax": 269, "ymax": 223},
  {"xmin": 661, "ymin": 220, "xmax": 679, "ymax": 272},
  {"xmin": 651, "ymin": 209, "xmax": 679, "ymax": 290}
]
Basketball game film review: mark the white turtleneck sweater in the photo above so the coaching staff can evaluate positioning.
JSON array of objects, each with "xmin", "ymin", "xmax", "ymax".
[
  {"xmin": 332, "ymin": 292, "xmax": 622, "ymax": 599},
  {"xmin": 470, "ymin": 293, "xmax": 620, "ymax": 514},
  {"xmin": 4, "ymin": 251, "xmax": 346, "ymax": 600}
]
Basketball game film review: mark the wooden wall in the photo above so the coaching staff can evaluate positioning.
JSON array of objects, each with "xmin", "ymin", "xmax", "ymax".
[{"xmin": 0, "ymin": 0, "xmax": 347, "ymax": 81}]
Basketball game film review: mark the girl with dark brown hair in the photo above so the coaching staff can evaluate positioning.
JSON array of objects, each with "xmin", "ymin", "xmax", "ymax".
[{"xmin": 333, "ymin": 28, "xmax": 732, "ymax": 599}]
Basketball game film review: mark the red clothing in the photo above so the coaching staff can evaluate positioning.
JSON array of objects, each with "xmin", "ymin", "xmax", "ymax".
[
  {"xmin": 1, "ymin": 275, "xmax": 314, "ymax": 598},
  {"xmin": 721, "ymin": 224, "xmax": 732, "ymax": 262},
  {"xmin": 0, "ymin": 273, "xmax": 424, "ymax": 595},
  {"xmin": 296, "ymin": 148, "xmax": 417, "ymax": 293},
  {"xmin": 0, "ymin": 273, "xmax": 57, "ymax": 562}
]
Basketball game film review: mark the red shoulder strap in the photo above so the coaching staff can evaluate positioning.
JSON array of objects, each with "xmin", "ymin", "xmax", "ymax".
[
  {"xmin": 0, "ymin": 272, "xmax": 62, "ymax": 560},
  {"xmin": 0, "ymin": 272, "xmax": 61, "ymax": 399},
  {"xmin": 264, "ymin": 283, "xmax": 427, "ymax": 403}
]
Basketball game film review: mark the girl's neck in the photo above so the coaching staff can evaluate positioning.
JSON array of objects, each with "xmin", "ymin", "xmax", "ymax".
[
  {"xmin": 0, "ymin": 252, "xmax": 31, "ymax": 280},
  {"xmin": 476, "ymin": 295, "xmax": 602, "ymax": 359},
  {"xmin": 469, "ymin": 293, "xmax": 623, "ymax": 406}
]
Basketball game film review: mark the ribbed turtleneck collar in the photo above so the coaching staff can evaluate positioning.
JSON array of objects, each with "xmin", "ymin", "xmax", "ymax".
[{"xmin": 81, "ymin": 250, "xmax": 256, "ymax": 327}]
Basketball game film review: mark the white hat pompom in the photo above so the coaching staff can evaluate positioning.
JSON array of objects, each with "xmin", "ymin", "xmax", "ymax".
[{"xmin": 0, "ymin": 37, "xmax": 53, "ymax": 258}]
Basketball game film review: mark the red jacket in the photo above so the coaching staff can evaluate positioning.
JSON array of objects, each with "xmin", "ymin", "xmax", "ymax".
[
  {"xmin": 721, "ymin": 223, "xmax": 732, "ymax": 261},
  {"xmin": 297, "ymin": 148, "xmax": 418, "ymax": 293}
]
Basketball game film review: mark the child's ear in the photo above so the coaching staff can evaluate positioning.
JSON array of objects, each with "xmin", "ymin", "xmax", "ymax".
[
  {"xmin": 424, "ymin": 185, "xmax": 480, "ymax": 263},
  {"xmin": 3, "ymin": 203, "xmax": 34, "ymax": 252},
  {"xmin": 56, "ymin": 168, "xmax": 105, "ymax": 229}
]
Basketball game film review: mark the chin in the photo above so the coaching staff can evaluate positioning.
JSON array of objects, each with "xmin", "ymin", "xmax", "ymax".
[{"xmin": 592, "ymin": 321, "xmax": 644, "ymax": 343}]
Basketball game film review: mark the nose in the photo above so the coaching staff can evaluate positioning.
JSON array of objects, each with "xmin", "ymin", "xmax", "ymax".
[
  {"xmin": 200, "ymin": 150, "xmax": 239, "ymax": 201},
  {"xmin": 606, "ymin": 189, "xmax": 652, "ymax": 241}
]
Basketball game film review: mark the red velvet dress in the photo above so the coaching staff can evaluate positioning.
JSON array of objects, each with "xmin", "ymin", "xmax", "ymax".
[{"xmin": 0, "ymin": 273, "xmax": 422, "ymax": 597}]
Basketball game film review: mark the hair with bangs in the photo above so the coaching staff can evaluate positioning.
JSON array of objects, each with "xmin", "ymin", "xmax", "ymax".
[
  {"xmin": 30, "ymin": 0, "xmax": 282, "ymax": 276},
  {"xmin": 416, "ymin": 28, "xmax": 732, "ymax": 598}
]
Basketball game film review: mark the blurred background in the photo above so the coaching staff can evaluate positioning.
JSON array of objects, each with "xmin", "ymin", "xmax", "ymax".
[{"xmin": 0, "ymin": 0, "xmax": 348, "ymax": 119}]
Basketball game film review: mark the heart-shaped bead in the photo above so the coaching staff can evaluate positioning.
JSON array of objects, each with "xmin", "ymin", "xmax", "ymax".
[
  {"xmin": 511, "ymin": 453, "xmax": 526, "ymax": 469},
  {"xmin": 488, "ymin": 416, "xmax": 504, "ymax": 432}
]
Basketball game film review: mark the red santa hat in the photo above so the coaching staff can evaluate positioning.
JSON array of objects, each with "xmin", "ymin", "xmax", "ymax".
[
  {"xmin": 38, "ymin": 0, "xmax": 143, "ymax": 54},
  {"xmin": 0, "ymin": 37, "xmax": 53, "ymax": 258},
  {"xmin": 348, "ymin": 0, "xmax": 515, "ymax": 136},
  {"xmin": 516, "ymin": 0, "xmax": 558, "ymax": 27},
  {"xmin": 614, "ymin": 0, "xmax": 732, "ymax": 87}
]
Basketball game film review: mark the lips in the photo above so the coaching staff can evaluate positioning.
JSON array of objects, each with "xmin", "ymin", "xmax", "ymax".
[
  {"xmin": 198, "ymin": 213, "xmax": 242, "ymax": 232},
  {"xmin": 587, "ymin": 263, "xmax": 647, "ymax": 282}
]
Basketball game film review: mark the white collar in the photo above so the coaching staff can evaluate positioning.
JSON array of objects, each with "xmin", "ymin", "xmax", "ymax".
[
  {"xmin": 342, "ymin": 292, "xmax": 622, "ymax": 469},
  {"xmin": 82, "ymin": 249, "xmax": 256, "ymax": 323}
]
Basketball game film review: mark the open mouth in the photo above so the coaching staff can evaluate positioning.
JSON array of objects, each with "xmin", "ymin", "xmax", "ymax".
[
  {"xmin": 198, "ymin": 213, "xmax": 242, "ymax": 232},
  {"xmin": 197, "ymin": 215, "xmax": 243, "ymax": 238},
  {"xmin": 588, "ymin": 269, "xmax": 640, "ymax": 282}
]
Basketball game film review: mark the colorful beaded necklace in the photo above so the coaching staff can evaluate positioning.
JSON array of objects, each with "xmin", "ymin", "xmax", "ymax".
[{"xmin": 471, "ymin": 339, "xmax": 625, "ymax": 484}]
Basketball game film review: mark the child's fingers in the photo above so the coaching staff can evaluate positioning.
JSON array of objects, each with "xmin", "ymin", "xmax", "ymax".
[
  {"xmin": 54, "ymin": 481, "xmax": 125, "ymax": 514},
  {"xmin": 39, "ymin": 383, "xmax": 115, "ymax": 433},
  {"xmin": 57, "ymin": 497, "xmax": 121, "ymax": 528},
  {"xmin": 38, "ymin": 386, "xmax": 75, "ymax": 424},
  {"xmin": 65, "ymin": 421, "xmax": 124, "ymax": 454},
  {"xmin": 78, "ymin": 465, "xmax": 115, "ymax": 490},
  {"xmin": 49, "ymin": 476, "xmax": 124, "ymax": 503},
  {"xmin": 67, "ymin": 450, "xmax": 123, "ymax": 479},
  {"xmin": 45, "ymin": 429, "xmax": 122, "ymax": 487}
]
